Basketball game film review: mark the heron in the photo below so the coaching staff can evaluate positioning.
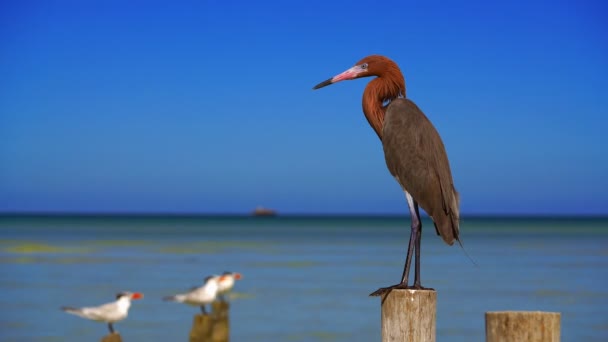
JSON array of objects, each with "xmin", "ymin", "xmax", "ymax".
[{"xmin": 313, "ymin": 55, "xmax": 460, "ymax": 296}]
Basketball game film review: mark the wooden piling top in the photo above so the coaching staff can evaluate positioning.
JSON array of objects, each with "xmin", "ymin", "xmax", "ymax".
[
  {"xmin": 100, "ymin": 332, "xmax": 122, "ymax": 342},
  {"xmin": 380, "ymin": 289, "xmax": 437, "ymax": 342},
  {"xmin": 190, "ymin": 314, "xmax": 214, "ymax": 342},
  {"xmin": 486, "ymin": 311, "xmax": 561, "ymax": 342},
  {"xmin": 189, "ymin": 302, "xmax": 230, "ymax": 342}
]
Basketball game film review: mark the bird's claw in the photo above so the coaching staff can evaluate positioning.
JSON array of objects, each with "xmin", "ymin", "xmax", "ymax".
[{"xmin": 369, "ymin": 284, "xmax": 435, "ymax": 296}]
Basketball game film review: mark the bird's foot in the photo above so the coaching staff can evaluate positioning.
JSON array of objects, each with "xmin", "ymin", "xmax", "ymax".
[{"xmin": 369, "ymin": 283, "xmax": 435, "ymax": 296}]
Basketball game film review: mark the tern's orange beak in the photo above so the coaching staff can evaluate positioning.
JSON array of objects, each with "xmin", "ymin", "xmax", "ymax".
[
  {"xmin": 233, "ymin": 273, "xmax": 243, "ymax": 280},
  {"xmin": 131, "ymin": 292, "xmax": 144, "ymax": 300}
]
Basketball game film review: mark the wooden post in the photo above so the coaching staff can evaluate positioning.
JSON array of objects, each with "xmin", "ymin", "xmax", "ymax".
[
  {"xmin": 210, "ymin": 301, "xmax": 230, "ymax": 342},
  {"xmin": 189, "ymin": 302, "xmax": 230, "ymax": 342},
  {"xmin": 100, "ymin": 332, "xmax": 122, "ymax": 342},
  {"xmin": 380, "ymin": 289, "xmax": 436, "ymax": 342},
  {"xmin": 189, "ymin": 314, "xmax": 214, "ymax": 342},
  {"xmin": 485, "ymin": 311, "xmax": 561, "ymax": 342}
]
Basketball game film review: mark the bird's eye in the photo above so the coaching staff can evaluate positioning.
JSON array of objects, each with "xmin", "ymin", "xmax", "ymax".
[{"xmin": 361, "ymin": 63, "xmax": 368, "ymax": 70}]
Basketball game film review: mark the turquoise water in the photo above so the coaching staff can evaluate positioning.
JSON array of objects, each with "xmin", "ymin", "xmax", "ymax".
[{"xmin": 0, "ymin": 215, "xmax": 607, "ymax": 341}]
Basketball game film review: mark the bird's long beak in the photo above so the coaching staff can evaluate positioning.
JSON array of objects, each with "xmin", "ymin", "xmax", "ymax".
[
  {"xmin": 131, "ymin": 292, "xmax": 144, "ymax": 300},
  {"xmin": 234, "ymin": 273, "xmax": 243, "ymax": 280},
  {"xmin": 313, "ymin": 66, "xmax": 361, "ymax": 90}
]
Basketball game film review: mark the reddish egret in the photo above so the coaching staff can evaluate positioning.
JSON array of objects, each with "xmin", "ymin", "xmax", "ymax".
[{"xmin": 313, "ymin": 55, "xmax": 460, "ymax": 296}]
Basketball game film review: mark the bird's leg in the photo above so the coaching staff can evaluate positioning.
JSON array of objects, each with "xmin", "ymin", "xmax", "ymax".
[
  {"xmin": 404, "ymin": 195, "xmax": 435, "ymax": 290},
  {"xmin": 108, "ymin": 323, "xmax": 115, "ymax": 334},
  {"xmin": 413, "ymin": 199, "xmax": 426, "ymax": 289},
  {"xmin": 370, "ymin": 192, "xmax": 420, "ymax": 296},
  {"xmin": 200, "ymin": 305, "xmax": 207, "ymax": 315},
  {"xmin": 400, "ymin": 193, "xmax": 420, "ymax": 286}
]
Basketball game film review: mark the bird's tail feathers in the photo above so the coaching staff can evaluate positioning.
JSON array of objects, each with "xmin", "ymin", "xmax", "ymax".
[
  {"xmin": 433, "ymin": 210, "xmax": 458, "ymax": 246},
  {"xmin": 163, "ymin": 294, "xmax": 184, "ymax": 302},
  {"xmin": 61, "ymin": 306, "xmax": 86, "ymax": 317},
  {"xmin": 433, "ymin": 206, "xmax": 477, "ymax": 266},
  {"xmin": 455, "ymin": 217, "xmax": 478, "ymax": 267}
]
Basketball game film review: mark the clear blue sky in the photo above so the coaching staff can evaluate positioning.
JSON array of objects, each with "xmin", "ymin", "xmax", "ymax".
[{"xmin": 1, "ymin": 0, "xmax": 607, "ymax": 215}]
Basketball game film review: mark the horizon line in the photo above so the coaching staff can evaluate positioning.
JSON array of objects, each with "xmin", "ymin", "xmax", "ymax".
[{"xmin": 1, "ymin": 211, "xmax": 607, "ymax": 219}]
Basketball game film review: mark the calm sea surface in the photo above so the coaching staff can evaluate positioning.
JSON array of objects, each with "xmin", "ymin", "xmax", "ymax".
[{"xmin": 0, "ymin": 215, "xmax": 607, "ymax": 341}]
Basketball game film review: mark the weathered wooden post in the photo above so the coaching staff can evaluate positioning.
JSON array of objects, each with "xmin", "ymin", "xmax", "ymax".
[
  {"xmin": 380, "ymin": 289, "xmax": 436, "ymax": 342},
  {"xmin": 189, "ymin": 314, "xmax": 214, "ymax": 342},
  {"xmin": 485, "ymin": 311, "xmax": 561, "ymax": 342},
  {"xmin": 100, "ymin": 332, "xmax": 122, "ymax": 342},
  {"xmin": 189, "ymin": 301, "xmax": 230, "ymax": 342},
  {"xmin": 210, "ymin": 301, "xmax": 230, "ymax": 341}
]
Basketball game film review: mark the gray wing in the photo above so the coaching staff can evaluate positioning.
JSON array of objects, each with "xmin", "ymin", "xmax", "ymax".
[{"xmin": 382, "ymin": 98, "xmax": 460, "ymax": 245}]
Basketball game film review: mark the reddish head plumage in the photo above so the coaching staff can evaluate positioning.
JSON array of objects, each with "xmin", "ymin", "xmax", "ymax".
[{"xmin": 312, "ymin": 55, "xmax": 406, "ymax": 139}]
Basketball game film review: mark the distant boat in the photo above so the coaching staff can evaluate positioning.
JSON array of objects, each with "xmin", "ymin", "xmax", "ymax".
[{"xmin": 252, "ymin": 206, "xmax": 277, "ymax": 217}]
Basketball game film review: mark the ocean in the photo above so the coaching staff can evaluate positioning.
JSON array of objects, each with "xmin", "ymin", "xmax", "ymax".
[{"xmin": 0, "ymin": 215, "xmax": 606, "ymax": 341}]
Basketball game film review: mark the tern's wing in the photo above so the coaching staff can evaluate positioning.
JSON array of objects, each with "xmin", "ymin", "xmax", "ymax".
[
  {"xmin": 164, "ymin": 286, "xmax": 201, "ymax": 303},
  {"xmin": 71, "ymin": 301, "xmax": 120, "ymax": 321}
]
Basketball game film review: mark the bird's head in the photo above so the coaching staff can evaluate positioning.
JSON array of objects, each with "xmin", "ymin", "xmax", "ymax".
[
  {"xmin": 222, "ymin": 271, "xmax": 243, "ymax": 280},
  {"xmin": 313, "ymin": 55, "xmax": 400, "ymax": 90},
  {"xmin": 115, "ymin": 291, "xmax": 144, "ymax": 301},
  {"xmin": 204, "ymin": 275, "xmax": 227, "ymax": 284}
]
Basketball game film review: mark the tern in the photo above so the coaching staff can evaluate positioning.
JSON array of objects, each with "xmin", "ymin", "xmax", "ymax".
[
  {"xmin": 217, "ymin": 271, "xmax": 242, "ymax": 301},
  {"xmin": 163, "ymin": 275, "xmax": 225, "ymax": 314},
  {"xmin": 61, "ymin": 291, "xmax": 143, "ymax": 334}
]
